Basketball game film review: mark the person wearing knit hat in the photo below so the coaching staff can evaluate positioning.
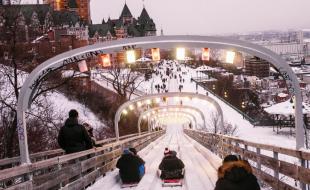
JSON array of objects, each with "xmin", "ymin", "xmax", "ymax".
[
  {"xmin": 159, "ymin": 149, "xmax": 185, "ymax": 180},
  {"xmin": 164, "ymin": 147, "xmax": 170, "ymax": 156}
]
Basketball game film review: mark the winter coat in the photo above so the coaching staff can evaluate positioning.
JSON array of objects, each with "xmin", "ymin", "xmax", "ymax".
[
  {"xmin": 58, "ymin": 118, "xmax": 93, "ymax": 154},
  {"xmin": 214, "ymin": 160, "xmax": 260, "ymax": 190},
  {"xmin": 116, "ymin": 153, "xmax": 145, "ymax": 183},
  {"xmin": 159, "ymin": 155, "xmax": 185, "ymax": 179}
]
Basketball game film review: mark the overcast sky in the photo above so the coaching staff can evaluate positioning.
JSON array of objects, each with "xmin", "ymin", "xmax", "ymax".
[{"xmin": 26, "ymin": 0, "xmax": 310, "ymax": 35}]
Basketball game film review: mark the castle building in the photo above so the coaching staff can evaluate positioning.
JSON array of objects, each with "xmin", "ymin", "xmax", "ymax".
[
  {"xmin": 89, "ymin": 3, "xmax": 157, "ymax": 42},
  {"xmin": 43, "ymin": 0, "xmax": 91, "ymax": 23}
]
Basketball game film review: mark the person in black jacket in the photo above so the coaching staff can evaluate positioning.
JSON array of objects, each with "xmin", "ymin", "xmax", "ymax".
[
  {"xmin": 214, "ymin": 155, "xmax": 260, "ymax": 190},
  {"xmin": 159, "ymin": 150, "xmax": 185, "ymax": 179},
  {"xmin": 58, "ymin": 109, "xmax": 93, "ymax": 154},
  {"xmin": 116, "ymin": 149, "xmax": 144, "ymax": 184},
  {"xmin": 129, "ymin": 148, "xmax": 145, "ymax": 178}
]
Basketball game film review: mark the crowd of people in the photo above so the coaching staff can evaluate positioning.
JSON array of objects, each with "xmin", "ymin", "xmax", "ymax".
[{"xmin": 57, "ymin": 109, "xmax": 260, "ymax": 189}]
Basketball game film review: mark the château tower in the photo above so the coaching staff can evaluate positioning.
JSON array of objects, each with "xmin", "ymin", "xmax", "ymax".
[{"xmin": 43, "ymin": 0, "xmax": 91, "ymax": 23}]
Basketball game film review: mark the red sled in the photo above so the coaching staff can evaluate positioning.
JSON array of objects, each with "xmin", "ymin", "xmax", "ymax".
[
  {"xmin": 121, "ymin": 182, "xmax": 138, "ymax": 188},
  {"xmin": 162, "ymin": 179, "xmax": 183, "ymax": 187}
]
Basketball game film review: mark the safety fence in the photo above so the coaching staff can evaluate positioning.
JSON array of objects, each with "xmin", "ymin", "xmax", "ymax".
[
  {"xmin": 0, "ymin": 131, "xmax": 164, "ymax": 190},
  {"xmin": 0, "ymin": 132, "xmax": 149, "ymax": 170},
  {"xmin": 184, "ymin": 129, "xmax": 310, "ymax": 190}
]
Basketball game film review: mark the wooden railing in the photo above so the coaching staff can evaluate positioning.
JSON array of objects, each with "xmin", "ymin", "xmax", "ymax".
[
  {"xmin": 184, "ymin": 129, "xmax": 310, "ymax": 190},
  {"xmin": 0, "ymin": 131, "xmax": 164, "ymax": 190},
  {"xmin": 0, "ymin": 132, "xmax": 148, "ymax": 170}
]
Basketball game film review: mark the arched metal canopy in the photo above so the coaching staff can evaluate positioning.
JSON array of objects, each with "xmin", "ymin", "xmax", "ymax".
[
  {"xmin": 114, "ymin": 92, "xmax": 223, "ymax": 141},
  {"xmin": 17, "ymin": 35, "xmax": 304, "ymax": 164},
  {"xmin": 148, "ymin": 112, "xmax": 196, "ymax": 130},
  {"xmin": 137, "ymin": 105, "xmax": 206, "ymax": 135}
]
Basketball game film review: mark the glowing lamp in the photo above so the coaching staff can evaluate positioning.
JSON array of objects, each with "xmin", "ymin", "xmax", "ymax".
[
  {"xmin": 122, "ymin": 109, "xmax": 128, "ymax": 115},
  {"xmin": 202, "ymin": 48, "xmax": 210, "ymax": 61},
  {"xmin": 146, "ymin": 99, "xmax": 152, "ymax": 105},
  {"xmin": 78, "ymin": 60, "xmax": 88, "ymax": 73},
  {"xmin": 100, "ymin": 54, "xmax": 111, "ymax": 67},
  {"xmin": 176, "ymin": 48, "xmax": 185, "ymax": 60},
  {"xmin": 129, "ymin": 105, "xmax": 134, "ymax": 110},
  {"xmin": 151, "ymin": 48, "xmax": 160, "ymax": 61},
  {"xmin": 126, "ymin": 50, "xmax": 136, "ymax": 63},
  {"xmin": 137, "ymin": 101, "xmax": 142, "ymax": 107},
  {"xmin": 226, "ymin": 51, "xmax": 235, "ymax": 64},
  {"xmin": 224, "ymin": 91, "xmax": 228, "ymax": 98},
  {"xmin": 143, "ymin": 115, "xmax": 147, "ymax": 119},
  {"xmin": 155, "ymin": 97, "xmax": 161, "ymax": 103}
]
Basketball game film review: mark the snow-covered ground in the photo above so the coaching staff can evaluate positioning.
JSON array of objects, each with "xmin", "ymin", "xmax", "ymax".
[
  {"xmin": 140, "ymin": 60, "xmax": 298, "ymax": 149},
  {"xmin": 92, "ymin": 60, "xmax": 299, "ymax": 149},
  {"xmin": 0, "ymin": 65, "xmax": 106, "ymax": 130},
  {"xmin": 49, "ymin": 92, "xmax": 106, "ymax": 129},
  {"xmin": 87, "ymin": 124, "xmax": 218, "ymax": 190}
]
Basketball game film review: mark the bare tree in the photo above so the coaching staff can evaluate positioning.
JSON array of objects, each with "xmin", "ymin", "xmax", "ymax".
[
  {"xmin": 0, "ymin": 6, "xmax": 79, "ymax": 158},
  {"xmin": 207, "ymin": 111, "xmax": 222, "ymax": 134},
  {"xmin": 207, "ymin": 110, "xmax": 238, "ymax": 135},
  {"xmin": 106, "ymin": 65, "xmax": 144, "ymax": 101}
]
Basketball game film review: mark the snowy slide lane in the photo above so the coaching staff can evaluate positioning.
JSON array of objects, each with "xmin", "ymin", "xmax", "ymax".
[{"xmin": 88, "ymin": 125, "xmax": 217, "ymax": 190}]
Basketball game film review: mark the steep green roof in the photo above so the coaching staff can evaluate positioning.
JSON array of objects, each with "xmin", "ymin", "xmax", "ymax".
[
  {"xmin": 1, "ymin": 4, "xmax": 52, "ymax": 25},
  {"xmin": 88, "ymin": 23, "xmax": 113, "ymax": 37},
  {"xmin": 120, "ymin": 3, "xmax": 132, "ymax": 18},
  {"xmin": 52, "ymin": 10, "xmax": 80, "ymax": 26},
  {"xmin": 68, "ymin": 0, "xmax": 78, "ymax": 9},
  {"xmin": 139, "ymin": 7, "xmax": 150, "ymax": 21}
]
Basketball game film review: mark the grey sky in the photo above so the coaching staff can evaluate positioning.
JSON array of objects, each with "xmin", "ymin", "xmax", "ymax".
[
  {"xmin": 90, "ymin": 0, "xmax": 310, "ymax": 35},
  {"xmin": 25, "ymin": 0, "xmax": 310, "ymax": 35}
]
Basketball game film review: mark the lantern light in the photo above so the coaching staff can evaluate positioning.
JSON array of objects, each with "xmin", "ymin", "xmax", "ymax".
[
  {"xmin": 100, "ymin": 54, "xmax": 111, "ymax": 67},
  {"xmin": 202, "ymin": 48, "xmax": 210, "ymax": 61},
  {"xmin": 78, "ymin": 60, "xmax": 88, "ymax": 73},
  {"xmin": 155, "ymin": 97, "xmax": 161, "ymax": 103},
  {"xmin": 226, "ymin": 51, "xmax": 235, "ymax": 64},
  {"xmin": 151, "ymin": 48, "xmax": 160, "ymax": 61},
  {"xmin": 137, "ymin": 101, "xmax": 142, "ymax": 107},
  {"xmin": 176, "ymin": 47, "xmax": 185, "ymax": 60},
  {"xmin": 143, "ymin": 115, "xmax": 147, "ymax": 119},
  {"xmin": 224, "ymin": 91, "xmax": 228, "ymax": 98},
  {"xmin": 146, "ymin": 99, "xmax": 152, "ymax": 105},
  {"xmin": 126, "ymin": 50, "xmax": 136, "ymax": 63},
  {"xmin": 129, "ymin": 105, "xmax": 134, "ymax": 110},
  {"xmin": 122, "ymin": 109, "xmax": 128, "ymax": 115}
]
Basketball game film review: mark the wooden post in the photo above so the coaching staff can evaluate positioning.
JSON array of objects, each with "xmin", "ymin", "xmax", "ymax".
[
  {"xmin": 273, "ymin": 151, "xmax": 279, "ymax": 189},
  {"xmin": 300, "ymin": 159, "xmax": 307, "ymax": 190},
  {"xmin": 256, "ymin": 148, "xmax": 261, "ymax": 170}
]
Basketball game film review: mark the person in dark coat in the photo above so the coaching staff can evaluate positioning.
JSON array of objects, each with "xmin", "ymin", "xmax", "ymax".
[
  {"xmin": 58, "ymin": 109, "xmax": 93, "ymax": 154},
  {"xmin": 129, "ymin": 148, "xmax": 145, "ymax": 178},
  {"xmin": 159, "ymin": 150, "xmax": 185, "ymax": 179},
  {"xmin": 116, "ymin": 149, "xmax": 144, "ymax": 183},
  {"xmin": 214, "ymin": 155, "xmax": 260, "ymax": 190},
  {"xmin": 83, "ymin": 122, "xmax": 101, "ymax": 147}
]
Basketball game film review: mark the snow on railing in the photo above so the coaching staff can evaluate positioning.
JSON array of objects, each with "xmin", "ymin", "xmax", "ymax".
[
  {"xmin": 0, "ymin": 131, "xmax": 161, "ymax": 189},
  {"xmin": 184, "ymin": 129, "xmax": 310, "ymax": 190}
]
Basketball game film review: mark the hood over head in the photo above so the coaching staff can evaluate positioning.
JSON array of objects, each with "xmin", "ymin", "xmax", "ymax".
[{"xmin": 218, "ymin": 160, "xmax": 253, "ymax": 182}]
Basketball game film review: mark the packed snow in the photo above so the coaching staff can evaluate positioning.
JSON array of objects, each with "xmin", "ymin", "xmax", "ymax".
[{"xmin": 87, "ymin": 124, "xmax": 218, "ymax": 190}]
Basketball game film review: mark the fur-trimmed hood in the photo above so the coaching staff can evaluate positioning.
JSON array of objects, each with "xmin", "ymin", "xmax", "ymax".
[{"xmin": 218, "ymin": 160, "xmax": 253, "ymax": 182}]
